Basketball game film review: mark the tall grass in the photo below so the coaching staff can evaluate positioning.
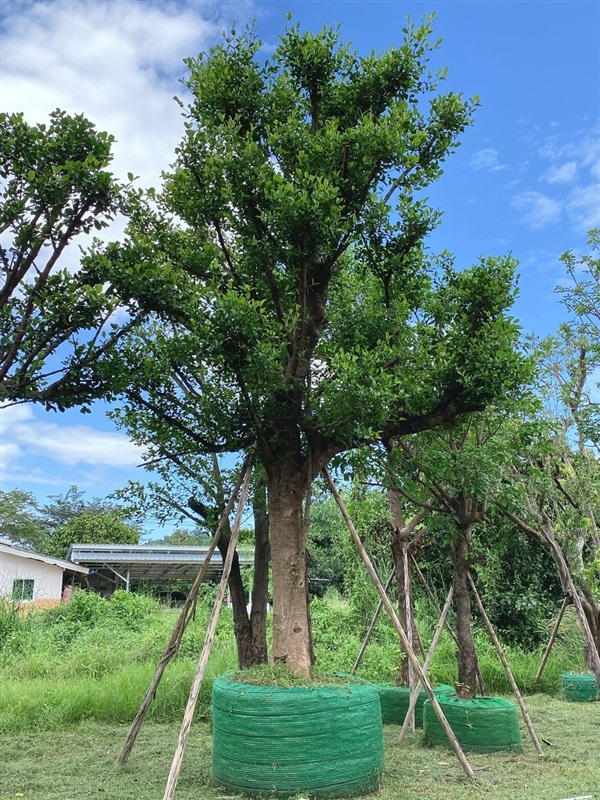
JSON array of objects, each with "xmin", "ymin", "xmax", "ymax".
[{"xmin": 0, "ymin": 587, "xmax": 588, "ymax": 733}]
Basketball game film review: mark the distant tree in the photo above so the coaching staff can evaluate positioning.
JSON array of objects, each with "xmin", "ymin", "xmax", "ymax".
[
  {"xmin": 0, "ymin": 486, "xmax": 140, "ymax": 558},
  {"xmin": 47, "ymin": 511, "xmax": 140, "ymax": 560},
  {"xmin": 0, "ymin": 489, "xmax": 46, "ymax": 550}
]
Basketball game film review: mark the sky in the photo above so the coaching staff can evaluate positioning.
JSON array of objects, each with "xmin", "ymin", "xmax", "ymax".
[{"xmin": 0, "ymin": 0, "xmax": 599, "ymax": 535}]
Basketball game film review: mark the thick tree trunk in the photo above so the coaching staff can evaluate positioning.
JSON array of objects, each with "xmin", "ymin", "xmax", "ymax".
[
  {"xmin": 451, "ymin": 524, "xmax": 479, "ymax": 699},
  {"xmin": 268, "ymin": 468, "xmax": 313, "ymax": 676}
]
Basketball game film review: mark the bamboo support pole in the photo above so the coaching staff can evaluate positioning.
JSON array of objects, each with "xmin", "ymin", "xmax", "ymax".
[
  {"xmin": 468, "ymin": 574, "xmax": 544, "ymax": 757},
  {"xmin": 116, "ymin": 458, "xmax": 251, "ymax": 766},
  {"xmin": 534, "ymin": 597, "xmax": 569, "ymax": 686},
  {"xmin": 412, "ymin": 555, "xmax": 487, "ymax": 695},
  {"xmin": 403, "ymin": 548, "xmax": 416, "ymax": 731},
  {"xmin": 163, "ymin": 465, "xmax": 252, "ymax": 800},
  {"xmin": 398, "ymin": 585, "xmax": 454, "ymax": 744},
  {"xmin": 323, "ymin": 468, "xmax": 475, "ymax": 780},
  {"xmin": 351, "ymin": 568, "xmax": 395, "ymax": 674}
]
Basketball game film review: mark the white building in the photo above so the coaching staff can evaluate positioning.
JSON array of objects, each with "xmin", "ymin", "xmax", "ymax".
[{"xmin": 0, "ymin": 538, "xmax": 88, "ymax": 608}]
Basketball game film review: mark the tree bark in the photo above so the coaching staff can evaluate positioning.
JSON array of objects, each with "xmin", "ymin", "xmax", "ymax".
[
  {"xmin": 268, "ymin": 467, "xmax": 313, "ymax": 676},
  {"xmin": 248, "ymin": 474, "xmax": 270, "ymax": 665},
  {"xmin": 451, "ymin": 524, "xmax": 479, "ymax": 699},
  {"xmin": 388, "ymin": 486, "xmax": 420, "ymax": 686}
]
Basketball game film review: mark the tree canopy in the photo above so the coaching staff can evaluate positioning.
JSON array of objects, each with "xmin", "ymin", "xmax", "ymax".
[
  {"xmin": 0, "ymin": 110, "xmax": 146, "ymax": 409},
  {"xmin": 88, "ymin": 18, "xmax": 529, "ymax": 674}
]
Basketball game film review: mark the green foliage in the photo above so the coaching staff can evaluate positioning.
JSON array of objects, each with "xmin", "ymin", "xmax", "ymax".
[
  {"xmin": 0, "ymin": 490, "xmax": 46, "ymax": 550},
  {"xmin": 0, "ymin": 110, "xmax": 143, "ymax": 408},
  {"xmin": 47, "ymin": 512, "xmax": 139, "ymax": 559},
  {"xmin": 0, "ymin": 485, "xmax": 141, "ymax": 556}
]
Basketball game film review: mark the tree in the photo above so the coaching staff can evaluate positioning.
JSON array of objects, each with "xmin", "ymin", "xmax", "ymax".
[
  {"xmin": 97, "ymin": 19, "xmax": 526, "ymax": 675},
  {"xmin": 115, "ymin": 445, "xmax": 271, "ymax": 668},
  {"xmin": 498, "ymin": 330, "xmax": 600, "ymax": 680},
  {"xmin": 0, "ymin": 110, "xmax": 146, "ymax": 409},
  {"xmin": 0, "ymin": 486, "xmax": 140, "ymax": 559},
  {"xmin": 48, "ymin": 511, "xmax": 140, "ymax": 560},
  {"xmin": 0, "ymin": 490, "xmax": 46, "ymax": 550},
  {"xmin": 385, "ymin": 405, "xmax": 535, "ymax": 697}
]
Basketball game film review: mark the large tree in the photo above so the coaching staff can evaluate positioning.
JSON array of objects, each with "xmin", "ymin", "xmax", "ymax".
[{"xmin": 98, "ymin": 20, "xmax": 526, "ymax": 675}]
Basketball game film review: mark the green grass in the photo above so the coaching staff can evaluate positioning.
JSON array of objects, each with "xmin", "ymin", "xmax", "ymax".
[{"xmin": 0, "ymin": 695, "xmax": 598, "ymax": 800}]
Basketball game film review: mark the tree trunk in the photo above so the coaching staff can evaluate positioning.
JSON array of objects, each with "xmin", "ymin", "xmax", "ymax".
[
  {"xmin": 248, "ymin": 475, "xmax": 270, "ymax": 665},
  {"xmin": 451, "ymin": 524, "xmax": 479, "ymax": 699},
  {"xmin": 268, "ymin": 468, "xmax": 313, "ymax": 676},
  {"xmin": 388, "ymin": 487, "xmax": 419, "ymax": 686}
]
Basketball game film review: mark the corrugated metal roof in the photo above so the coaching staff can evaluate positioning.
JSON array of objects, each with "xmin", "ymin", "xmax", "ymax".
[{"xmin": 66, "ymin": 543, "xmax": 253, "ymax": 585}]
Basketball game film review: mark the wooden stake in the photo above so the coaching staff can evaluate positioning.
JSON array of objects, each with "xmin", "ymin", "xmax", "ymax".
[
  {"xmin": 411, "ymin": 555, "xmax": 486, "ymax": 695},
  {"xmin": 534, "ymin": 597, "xmax": 569, "ymax": 686},
  {"xmin": 398, "ymin": 585, "xmax": 454, "ymax": 744},
  {"xmin": 116, "ymin": 458, "xmax": 251, "ymax": 765},
  {"xmin": 323, "ymin": 468, "xmax": 475, "ymax": 780},
  {"xmin": 403, "ymin": 547, "xmax": 416, "ymax": 731},
  {"xmin": 468, "ymin": 574, "xmax": 544, "ymax": 757},
  {"xmin": 163, "ymin": 465, "xmax": 252, "ymax": 800},
  {"xmin": 351, "ymin": 568, "xmax": 395, "ymax": 674}
]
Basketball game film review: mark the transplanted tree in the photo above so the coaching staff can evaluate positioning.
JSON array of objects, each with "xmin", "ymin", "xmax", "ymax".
[
  {"xmin": 498, "ymin": 327, "xmax": 600, "ymax": 681},
  {"xmin": 0, "ymin": 110, "xmax": 147, "ymax": 409},
  {"xmin": 384, "ymin": 404, "xmax": 535, "ymax": 697},
  {"xmin": 98, "ymin": 19, "xmax": 526, "ymax": 675}
]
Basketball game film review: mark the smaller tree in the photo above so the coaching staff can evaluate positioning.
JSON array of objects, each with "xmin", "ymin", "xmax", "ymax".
[
  {"xmin": 48, "ymin": 512, "xmax": 140, "ymax": 560},
  {"xmin": 0, "ymin": 490, "xmax": 46, "ymax": 550}
]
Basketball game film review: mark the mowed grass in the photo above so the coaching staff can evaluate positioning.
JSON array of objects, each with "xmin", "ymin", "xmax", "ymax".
[{"xmin": 0, "ymin": 695, "xmax": 598, "ymax": 800}]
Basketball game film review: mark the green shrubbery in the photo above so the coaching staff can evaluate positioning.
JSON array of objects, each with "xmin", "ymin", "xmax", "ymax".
[{"xmin": 0, "ymin": 587, "xmax": 586, "ymax": 733}]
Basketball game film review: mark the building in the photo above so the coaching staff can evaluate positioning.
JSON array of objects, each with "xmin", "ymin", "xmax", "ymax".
[
  {"xmin": 67, "ymin": 543, "xmax": 254, "ymax": 596},
  {"xmin": 0, "ymin": 538, "xmax": 89, "ymax": 608}
]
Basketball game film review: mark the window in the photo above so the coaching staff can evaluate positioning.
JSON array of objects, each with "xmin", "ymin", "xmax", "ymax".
[{"xmin": 12, "ymin": 579, "xmax": 34, "ymax": 601}]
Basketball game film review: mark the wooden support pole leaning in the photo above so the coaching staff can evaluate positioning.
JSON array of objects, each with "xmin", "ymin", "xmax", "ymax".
[
  {"xmin": 116, "ymin": 458, "xmax": 251, "ymax": 766},
  {"xmin": 323, "ymin": 468, "xmax": 475, "ymax": 780},
  {"xmin": 398, "ymin": 585, "xmax": 454, "ymax": 744},
  {"xmin": 534, "ymin": 597, "xmax": 569, "ymax": 686},
  {"xmin": 468, "ymin": 573, "xmax": 544, "ymax": 757},
  {"xmin": 163, "ymin": 464, "xmax": 252, "ymax": 800},
  {"xmin": 351, "ymin": 568, "xmax": 395, "ymax": 674},
  {"xmin": 411, "ymin": 555, "xmax": 486, "ymax": 696}
]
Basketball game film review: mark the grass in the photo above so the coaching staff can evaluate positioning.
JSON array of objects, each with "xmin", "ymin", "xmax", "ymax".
[{"xmin": 0, "ymin": 695, "xmax": 598, "ymax": 800}]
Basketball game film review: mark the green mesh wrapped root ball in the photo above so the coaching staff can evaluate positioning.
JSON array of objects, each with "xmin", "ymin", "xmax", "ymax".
[
  {"xmin": 561, "ymin": 673, "xmax": 599, "ymax": 702},
  {"xmin": 374, "ymin": 683, "xmax": 454, "ymax": 726},
  {"xmin": 212, "ymin": 675, "xmax": 384, "ymax": 799},
  {"xmin": 423, "ymin": 695, "xmax": 523, "ymax": 753}
]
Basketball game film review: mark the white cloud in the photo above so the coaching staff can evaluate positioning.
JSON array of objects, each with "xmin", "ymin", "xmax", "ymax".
[
  {"xmin": 0, "ymin": 405, "xmax": 144, "ymax": 470},
  {"xmin": 566, "ymin": 183, "xmax": 600, "ymax": 230},
  {"xmin": 1, "ymin": 0, "xmax": 254, "ymax": 188},
  {"xmin": 469, "ymin": 148, "xmax": 507, "ymax": 172},
  {"xmin": 542, "ymin": 161, "xmax": 578, "ymax": 184},
  {"xmin": 511, "ymin": 191, "xmax": 562, "ymax": 229}
]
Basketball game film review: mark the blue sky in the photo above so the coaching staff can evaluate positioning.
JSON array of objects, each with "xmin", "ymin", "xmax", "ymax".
[{"xmin": 0, "ymin": 0, "xmax": 598, "ymax": 534}]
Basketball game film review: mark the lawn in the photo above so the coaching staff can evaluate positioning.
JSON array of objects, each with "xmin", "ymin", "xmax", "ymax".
[{"xmin": 0, "ymin": 694, "xmax": 598, "ymax": 800}]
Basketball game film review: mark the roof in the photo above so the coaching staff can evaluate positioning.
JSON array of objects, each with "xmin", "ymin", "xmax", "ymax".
[
  {"xmin": 66, "ymin": 543, "xmax": 253, "ymax": 583},
  {"xmin": 0, "ymin": 541, "xmax": 89, "ymax": 575}
]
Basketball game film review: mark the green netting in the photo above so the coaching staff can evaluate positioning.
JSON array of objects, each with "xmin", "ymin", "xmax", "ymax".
[
  {"xmin": 561, "ymin": 673, "xmax": 599, "ymax": 702},
  {"xmin": 212, "ymin": 675, "xmax": 384, "ymax": 799},
  {"xmin": 374, "ymin": 683, "xmax": 454, "ymax": 726},
  {"xmin": 423, "ymin": 695, "xmax": 523, "ymax": 753}
]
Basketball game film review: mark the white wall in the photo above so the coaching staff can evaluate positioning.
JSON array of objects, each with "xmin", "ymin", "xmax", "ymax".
[{"xmin": 0, "ymin": 551, "xmax": 63, "ymax": 602}]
